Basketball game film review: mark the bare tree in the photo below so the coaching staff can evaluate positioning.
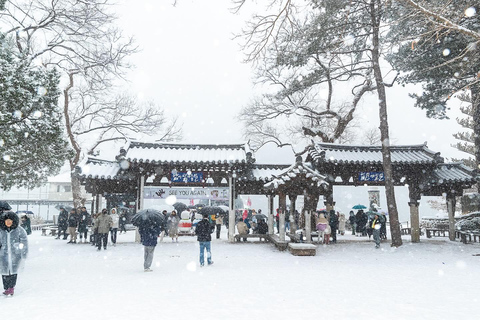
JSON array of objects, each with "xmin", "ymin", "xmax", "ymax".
[
  {"xmin": 1, "ymin": 0, "xmax": 182, "ymax": 207},
  {"xmin": 235, "ymin": 0, "xmax": 403, "ymax": 246}
]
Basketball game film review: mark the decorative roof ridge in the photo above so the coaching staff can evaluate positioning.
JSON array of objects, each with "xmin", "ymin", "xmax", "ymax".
[
  {"xmin": 129, "ymin": 141, "xmax": 248, "ymax": 150},
  {"xmin": 313, "ymin": 142, "xmax": 434, "ymax": 152},
  {"xmin": 253, "ymin": 164, "xmax": 292, "ymax": 169}
]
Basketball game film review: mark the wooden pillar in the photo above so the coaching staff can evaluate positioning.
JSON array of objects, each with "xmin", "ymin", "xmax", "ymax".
[
  {"xmin": 228, "ymin": 175, "xmax": 236, "ymax": 243},
  {"xmin": 304, "ymin": 189, "xmax": 312, "ymax": 243},
  {"xmin": 447, "ymin": 192, "xmax": 457, "ymax": 241},
  {"xmin": 409, "ymin": 201, "xmax": 420, "ymax": 242},
  {"xmin": 279, "ymin": 191, "xmax": 286, "ymax": 242},
  {"xmin": 267, "ymin": 194, "xmax": 274, "ymax": 235},
  {"xmin": 289, "ymin": 195, "xmax": 297, "ymax": 235},
  {"xmin": 135, "ymin": 175, "xmax": 145, "ymax": 243},
  {"xmin": 95, "ymin": 194, "xmax": 101, "ymax": 214},
  {"xmin": 323, "ymin": 186, "xmax": 335, "ymax": 212},
  {"xmin": 409, "ymin": 185, "xmax": 421, "ymax": 243}
]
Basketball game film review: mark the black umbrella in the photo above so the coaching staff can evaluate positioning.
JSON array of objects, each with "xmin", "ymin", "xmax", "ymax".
[
  {"xmin": 173, "ymin": 202, "xmax": 187, "ymax": 213},
  {"xmin": 131, "ymin": 209, "xmax": 165, "ymax": 228},
  {"xmin": 198, "ymin": 206, "xmax": 224, "ymax": 216},
  {"xmin": 0, "ymin": 201, "xmax": 12, "ymax": 211},
  {"xmin": 252, "ymin": 214, "xmax": 267, "ymax": 221}
]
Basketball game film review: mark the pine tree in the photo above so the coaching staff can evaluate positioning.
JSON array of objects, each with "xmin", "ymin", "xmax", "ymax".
[
  {"xmin": 0, "ymin": 36, "xmax": 71, "ymax": 190},
  {"xmin": 386, "ymin": 1, "xmax": 480, "ymax": 165}
]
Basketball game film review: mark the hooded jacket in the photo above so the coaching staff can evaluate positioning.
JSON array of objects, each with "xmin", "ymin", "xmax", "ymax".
[{"xmin": 0, "ymin": 212, "xmax": 28, "ymax": 275}]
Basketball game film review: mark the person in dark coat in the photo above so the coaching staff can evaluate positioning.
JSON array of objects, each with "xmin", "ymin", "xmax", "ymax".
[
  {"xmin": 361, "ymin": 210, "xmax": 369, "ymax": 236},
  {"xmin": 380, "ymin": 213, "xmax": 387, "ymax": 240},
  {"xmin": 355, "ymin": 210, "xmax": 366, "ymax": 236},
  {"xmin": 195, "ymin": 213, "xmax": 214, "ymax": 266},
  {"xmin": 78, "ymin": 207, "xmax": 90, "ymax": 243},
  {"xmin": 348, "ymin": 211, "xmax": 356, "ymax": 235},
  {"xmin": 1, "ymin": 210, "xmax": 28, "ymax": 296},
  {"xmin": 257, "ymin": 219, "xmax": 268, "ymax": 235},
  {"xmin": 57, "ymin": 208, "xmax": 69, "ymax": 240},
  {"xmin": 20, "ymin": 215, "xmax": 32, "ymax": 235},
  {"xmin": 67, "ymin": 209, "xmax": 79, "ymax": 243},
  {"xmin": 138, "ymin": 220, "xmax": 162, "ymax": 272},
  {"xmin": 329, "ymin": 210, "xmax": 339, "ymax": 243},
  {"xmin": 119, "ymin": 210, "xmax": 128, "ymax": 234}
]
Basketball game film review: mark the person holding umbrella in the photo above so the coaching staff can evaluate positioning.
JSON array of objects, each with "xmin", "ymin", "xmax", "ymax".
[
  {"xmin": 195, "ymin": 213, "xmax": 214, "ymax": 267},
  {"xmin": 138, "ymin": 217, "xmax": 162, "ymax": 272},
  {"xmin": 1, "ymin": 209, "xmax": 29, "ymax": 296}
]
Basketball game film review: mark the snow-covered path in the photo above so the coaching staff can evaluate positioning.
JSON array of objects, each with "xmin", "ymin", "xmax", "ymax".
[{"xmin": 3, "ymin": 230, "xmax": 479, "ymax": 319}]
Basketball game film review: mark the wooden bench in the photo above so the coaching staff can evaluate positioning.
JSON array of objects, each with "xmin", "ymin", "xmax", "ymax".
[
  {"xmin": 288, "ymin": 243, "xmax": 316, "ymax": 256},
  {"xmin": 266, "ymin": 234, "xmax": 288, "ymax": 251},
  {"xmin": 456, "ymin": 231, "xmax": 480, "ymax": 244},
  {"xmin": 425, "ymin": 228, "xmax": 449, "ymax": 238},
  {"xmin": 401, "ymin": 228, "xmax": 411, "ymax": 235},
  {"xmin": 234, "ymin": 233, "xmax": 269, "ymax": 242}
]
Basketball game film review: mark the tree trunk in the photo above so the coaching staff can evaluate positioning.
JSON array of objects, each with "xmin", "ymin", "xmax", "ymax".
[
  {"xmin": 370, "ymin": 0, "xmax": 402, "ymax": 247},
  {"xmin": 70, "ymin": 172, "xmax": 85, "ymax": 209},
  {"xmin": 472, "ymin": 85, "xmax": 480, "ymax": 168}
]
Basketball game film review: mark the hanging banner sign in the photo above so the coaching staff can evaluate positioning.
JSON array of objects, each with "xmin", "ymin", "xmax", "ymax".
[
  {"xmin": 358, "ymin": 172, "xmax": 385, "ymax": 182},
  {"xmin": 144, "ymin": 187, "xmax": 229, "ymax": 200},
  {"xmin": 171, "ymin": 171, "xmax": 203, "ymax": 183}
]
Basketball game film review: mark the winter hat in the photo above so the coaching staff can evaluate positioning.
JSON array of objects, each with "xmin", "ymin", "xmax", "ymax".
[{"xmin": 0, "ymin": 211, "xmax": 19, "ymax": 230}]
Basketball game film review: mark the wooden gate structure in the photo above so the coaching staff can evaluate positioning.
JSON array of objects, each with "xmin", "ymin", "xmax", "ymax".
[{"xmin": 76, "ymin": 141, "xmax": 478, "ymax": 244}]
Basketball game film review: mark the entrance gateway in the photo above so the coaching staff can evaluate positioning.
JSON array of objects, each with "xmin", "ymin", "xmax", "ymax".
[{"xmin": 76, "ymin": 141, "xmax": 478, "ymax": 243}]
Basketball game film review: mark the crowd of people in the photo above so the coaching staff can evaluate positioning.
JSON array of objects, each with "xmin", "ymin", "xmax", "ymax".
[{"xmin": 54, "ymin": 206, "xmax": 128, "ymax": 251}]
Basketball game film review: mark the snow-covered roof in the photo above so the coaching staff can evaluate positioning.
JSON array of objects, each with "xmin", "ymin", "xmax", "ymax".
[
  {"xmin": 250, "ymin": 164, "xmax": 291, "ymax": 181},
  {"xmin": 309, "ymin": 142, "xmax": 441, "ymax": 165},
  {"xmin": 264, "ymin": 161, "xmax": 328, "ymax": 189},
  {"xmin": 78, "ymin": 158, "xmax": 120, "ymax": 180},
  {"xmin": 124, "ymin": 141, "xmax": 252, "ymax": 165},
  {"xmin": 431, "ymin": 163, "xmax": 478, "ymax": 184}
]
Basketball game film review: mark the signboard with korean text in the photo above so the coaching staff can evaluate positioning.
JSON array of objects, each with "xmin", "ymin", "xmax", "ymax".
[
  {"xmin": 144, "ymin": 187, "xmax": 229, "ymax": 200},
  {"xmin": 171, "ymin": 171, "xmax": 203, "ymax": 183},
  {"xmin": 358, "ymin": 172, "xmax": 385, "ymax": 182}
]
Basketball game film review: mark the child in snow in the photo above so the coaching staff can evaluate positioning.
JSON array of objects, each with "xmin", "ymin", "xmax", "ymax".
[{"xmin": 1, "ymin": 210, "xmax": 29, "ymax": 296}]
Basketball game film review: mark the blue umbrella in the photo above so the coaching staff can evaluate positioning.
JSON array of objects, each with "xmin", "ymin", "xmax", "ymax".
[{"xmin": 352, "ymin": 204, "xmax": 367, "ymax": 210}]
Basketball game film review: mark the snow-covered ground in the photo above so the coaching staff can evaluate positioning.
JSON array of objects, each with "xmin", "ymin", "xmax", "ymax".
[{"xmin": 4, "ymin": 229, "xmax": 480, "ymax": 319}]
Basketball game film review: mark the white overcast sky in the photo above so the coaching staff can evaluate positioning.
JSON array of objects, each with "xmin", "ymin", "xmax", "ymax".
[{"xmin": 114, "ymin": 0, "xmax": 467, "ymax": 163}]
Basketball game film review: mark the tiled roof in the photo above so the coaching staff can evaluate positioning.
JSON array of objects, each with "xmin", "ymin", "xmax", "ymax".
[
  {"xmin": 309, "ymin": 142, "xmax": 441, "ymax": 165},
  {"xmin": 431, "ymin": 163, "xmax": 478, "ymax": 184},
  {"xmin": 250, "ymin": 164, "xmax": 291, "ymax": 181},
  {"xmin": 264, "ymin": 162, "xmax": 328, "ymax": 189},
  {"xmin": 78, "ymin": 158, "xmax": 120, "ymax": 180},
  {"xmin": 124, "ymin": 141, "xmax": 252, "ymax": 165}
]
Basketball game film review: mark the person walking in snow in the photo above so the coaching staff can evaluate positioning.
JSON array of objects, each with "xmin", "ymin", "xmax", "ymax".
[
  {"xmin": 56, "ymin": 207, "xmax": 69, "ymax": 240},
  {"xmin": 215, "ymin": 214, "xmax": 223, "ymax": 239},
  {"xmin": 316, "ymin": 213, "xmax": 329, "ymax": 244},
  {"xmin": 109, "ymin": 208, "xmax": 119, "ymax": 246},
  {"xmin": 348, "ymin": 211, "xmax": 356, "ymax": 235},
  {"xmin": 94, "ymin": 209, "xmax": 113, "ymax": 250},
  {"xmin": 20, "ymin": 215, "xmax": 31, "ymax": 235},
  {"xmin": 338, "ymin": 213, "xmax": 346, "ymax": 235},
  {"xmin": 168, "ymin": 210, "xmax": 179, "ymax": 242},
  {"xmin": 67, "ymin": 208, "xmax": 79, "ymax": 244},
  {"xmin": 1, "ymin": 210, "xmax": 28, "ymax": 296},
  {"xmin": 138, "ymin": 219, "xmax": 162, "ymax": 272},
  {"xmin": 329, "ymin": 210, "xmax": 339, "ymax": 243},
  {"xmin": 119, "ymin": 210, "xmax": 128, "ymax": 234},
  {"xmin": 195, "ymin": 213, "xmax": 214, "ymax": 267},
  {"xmin": 370, "ymin": 213, "xmax": 383, "ymax": 249},
  {"xmin": 78, "ymin": 207, "xmax": 90, "ymax": 243}
]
